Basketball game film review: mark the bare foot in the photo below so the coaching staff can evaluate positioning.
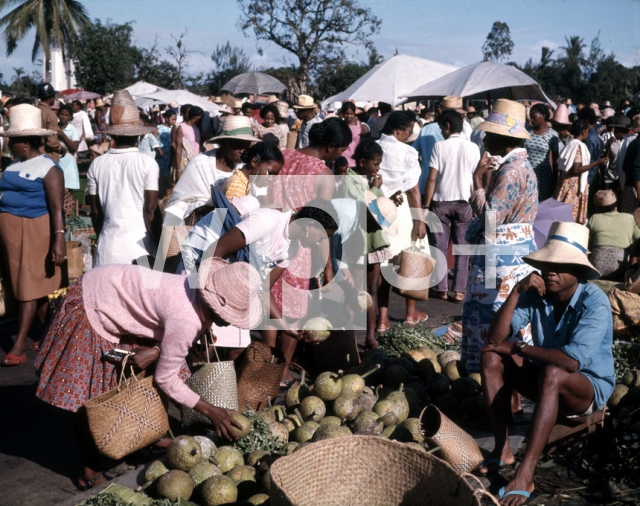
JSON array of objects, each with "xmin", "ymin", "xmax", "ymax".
[
  {"xmin": 500, "ymin": 473, "xmax": 535, "ymax": 505},
  {"xmin": 364, "ymin": 337, "xmax": 379, "ymax": 349},
  {"xmin": 477, "ymin": 448, "xmax": 515, "ymax": 474}
]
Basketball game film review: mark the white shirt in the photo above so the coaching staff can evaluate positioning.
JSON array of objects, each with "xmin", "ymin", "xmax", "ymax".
[
  {"xmin": 296, "ymin": 114, "xmax": 323, "ymax": 148},
  {"xmin": 87, "ymin": 148, "xmax": 159, "ymax": 267},
  {"xmin": 429, "ymin": 134, "xmax": 480, "ymax": 202},
  {"xmin": 461, "ymin": 121, "xmax": 473, "ymax": 141},
  {"xmin": 376, "ymin": 134, "xmax": 421, "ymax": 195},
  {"xmin": 72, "ymin": 110, "xmax": 94, "ymax": 152}
]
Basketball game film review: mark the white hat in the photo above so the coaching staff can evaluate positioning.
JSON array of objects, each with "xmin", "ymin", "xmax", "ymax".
[
  {"xmin": 523, "ymin": 222, "xmax": 599, "ymax": 279},
  {"xmin": 211, "ymin": 115, "xmax": 262, "ymax": 143},
  {"xmin": 293, "ymin": 95, "xmax": 316, "ymax": 109},
  {"xmin": 364, "ymin": 190, "xmax": 399, "ymax": 236},
  {"xmin": 1, "ymin": 104, "xmax": 57, "ymax": 137}
]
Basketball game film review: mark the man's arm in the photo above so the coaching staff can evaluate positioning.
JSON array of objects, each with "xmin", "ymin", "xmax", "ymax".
[
  {"xmin": 89, "ymin": 194, "xmax": 104, "ymax": 236},
  {"xmin": 143, "ymin": 190, "xmax": 161, "ymax": 246},
  {"xmin": 423, "ymin": 168, "xmax": 438, "ymax": 208}
]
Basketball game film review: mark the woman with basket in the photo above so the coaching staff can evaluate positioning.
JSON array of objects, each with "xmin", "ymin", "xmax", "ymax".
[{"xmin": 35, "ymin": 258, "xmax": 264, "ymax": 490}]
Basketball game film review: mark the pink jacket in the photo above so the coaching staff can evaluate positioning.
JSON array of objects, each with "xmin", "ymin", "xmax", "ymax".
[{"xmin": 82, "ymin": 265, "xmax": 210, "ymax": 408}]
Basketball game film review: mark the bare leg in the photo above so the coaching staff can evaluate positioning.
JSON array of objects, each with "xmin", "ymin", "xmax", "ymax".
[
  {"xmin": 262, "ymin": 325, "xmax": 298, "ymax": 383},
  {"xmin": 9, "ymin": 299, "xmax": 39, "ymax": 357},
  {"xmin": 74, "ymin": 407, "xmax": 107, "ymax": 488},
  {"xmin": 365, "ymin": 264, "xmax": 380, "ymax": 347},
  {"xmin": 377, "ymin": 275, "xmax": 391, "ymax": 330}
]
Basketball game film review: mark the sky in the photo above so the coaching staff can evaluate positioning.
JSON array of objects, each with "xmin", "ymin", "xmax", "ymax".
[{"xmin": 0, "ymin": 0, "xmax": 639, "ymax": 83}]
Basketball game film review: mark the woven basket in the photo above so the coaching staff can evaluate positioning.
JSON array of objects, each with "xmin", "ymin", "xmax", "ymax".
[
  {"xmin": 270, "ymin": 436, "xmax": 483, "ymax": 506},
  {"xmin": 311, "ymin": 329, "xmax": 360, "ymax": 372},
  {"xmin": 236, "ymin": 342, "xmax": 286, "ymax": 411},
  {"xmin": 63, "ymin": 189, "xmax": 76, "ymax": 217},
  {"xmin": 65, "ymin": 241, "xmax": 84, "ymax": 280},
  {"xmin": 182, "ymin": 334, "xmax": 238, "ymax": 426},
  {"xmin": 392, "ymin": 241, "xmax": 434, "ymax": 301},
  {"xmin": 158, "ymin": 225, "xmax": 194, "ymax": 259},
  {"xmin": 85, "ymin": 365, "xmax": 169, "ymax": 460},
  {"xmin": 420, "ymin": 405, "xmax": 484, "ymax": 474}
]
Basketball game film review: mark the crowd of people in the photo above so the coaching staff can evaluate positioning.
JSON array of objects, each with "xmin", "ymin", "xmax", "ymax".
[{"xmin": 1, "ymin": 79, "xmax": 639, "ymax": 505}]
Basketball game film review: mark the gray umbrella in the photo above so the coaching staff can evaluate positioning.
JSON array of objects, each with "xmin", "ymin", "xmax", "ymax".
[{"xmin": 221, "ymin": 72, "xmax": 286, "ymax": 96}]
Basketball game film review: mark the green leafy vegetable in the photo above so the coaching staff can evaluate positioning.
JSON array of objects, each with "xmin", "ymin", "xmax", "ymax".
[
  {"xmin": 233, "ymin": 408, "xmax": 284, "ymax": 455},
  {"xmin": 376, "ymin": 323, "xmax": 460, "ymax": 356}
]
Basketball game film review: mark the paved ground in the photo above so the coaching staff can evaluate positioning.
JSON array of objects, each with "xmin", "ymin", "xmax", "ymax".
[{"xmin": 0, "ymin": 291, "xmax": 461, "ymax": 506}]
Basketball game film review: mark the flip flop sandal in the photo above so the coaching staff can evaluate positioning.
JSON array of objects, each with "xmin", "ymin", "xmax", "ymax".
[
  {"xmin": 78, "ymin": 472, "xmax": 108, "ymax": 491},
  {"xmin": 477, "ymin": 458, "xmax": 505, "ymax": 476},
  {"xmin": 376, "ymin": 321, "xmax": 391, "ymax": 333},
  {"xmin": 498, "ymin": 487, "xmax": 531, "ymax": 502},
  {"xmin": 2, "ymin": 353, "xmax": 27, "ymax": 366},
  {"xmin": 405, "ymin": 312, "xmax": 428, "ymax": 326}
]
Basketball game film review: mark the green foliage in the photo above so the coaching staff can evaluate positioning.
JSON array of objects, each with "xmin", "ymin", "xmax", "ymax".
[
  {"xmin": 315, "ymin": 47, "xmax": 383, "ymax": 100},
  {"xmin": 135, "ymin": 41, "xmax": 180, "ymax": 90},
  {"xmin": 206, "ymin": 41, "xmax": 251, "ymax": 95},
  {"xmin": 69, "ymin": 19, "xmax": 139, "ymax": 95},
  {"xmin": 76, "ymin": 491, "xmax": 183, "ymax": 506},
  {"xmin": 481, "ymin": 21, "xmax": 514, "ymax": 62},
  {"xmin": 0, "ymin": 0, "xmax": 90, "ymax": 63},
  {"xmin": 237, "ymin": 0, "xmax": 381, "ymax": 94},
  {"xmin": 376, "ymin": 323, "xmax": 460, "ymax": 356},
  {"xmin": 613, "ymin": 341, "xmax": 640, "ymax": 378},
  {"xmin": 234, "ymin": 408, "xmax": 285, "ymax": 455}
]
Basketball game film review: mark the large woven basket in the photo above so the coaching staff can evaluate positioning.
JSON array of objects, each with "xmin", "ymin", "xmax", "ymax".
[
  {"xmin": 392, "ymin": 242, "xmax": 434, "ymax": 301},
  {"xmin": 85, "ymin": 369, "xmax": 169, "ymax": 460},
  {"xmin": 311, "ymin": 329, "xmax": 360, "ymax": 372},
  {"xmin": 236, "ymin": 342, "xmax": 286, "ymax": 411},
  {"xmin": 270, "ymin": 436, "xmax": 484, "ymax": 506},
  {"xmin": 420, "ymin": 405, "xmax": 484, "ymax": 474}
]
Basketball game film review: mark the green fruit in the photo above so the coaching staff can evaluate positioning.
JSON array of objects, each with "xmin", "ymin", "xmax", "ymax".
[
  {"xmin": 314, "ymin": 372, "xmax": 343, "ymax": 401},
  {"xmin": 332, "ymin": 394, "xmax": 361, "ymax": 421},
  {"xmin": 246, "ymin": 450, "xmax": 269, "ymax": 467},
  {"xmin": 438, "ymin": 350, "xmax": 461, "ymax": 368},
  {"xmin": 216, "ymin": 446, "xmax": 244, "ymax": 473},
  {"xmin": 349, "ymin": 411, "xmax": 384, "ymax": 434},
  {"xmin": 299, "ymin": 396, "xmax": 326, "ymax": 422},
  {"xmin": 257, "ymin": 410, "xmax": 276, "ymax": 424},
  {"xmin": 227, "ymin": 465, "xmax": 258, "ymax": 499},
  {"xmin": 145, "ymin": 460, "xmax": 169, "ymax": 483},
  {"xmin": 311, "ymin": 424, "xmax": 351, "ymax": 441},
  {"xmin": 292, "ymin": 421, "xmax": 320, "ymax": 443},
  {"xmin": 282, "ymin": 418, "xmax": 297, "ymax": 432},
  {"xmin": 193, "ymin": 436, "xmax": 217, "ymax": 461},
  {"xmin": 319, "ymin": 416, "xmax": 342, "ymax": 426},
  {"xmin": 417, "ymin": 347, "xmax": 440, "ymax": 361},
  {"xmin": 451, "ymin": 377, "xmax": 480, "ymax": 400},
  {"xmin": 386, "ymin": 386, "xmax": 410, "ymax": 423},
  {"xmin": 188, "ymin": 461, "xmax": 221, "ymax": 487},
  {"xmin": 166, "ymin": 436, "xmax": 202, "ymax": 472},
  {"xmin": 382, "ymin": 424, "xmax": 413, "ymax": 442},
  {"xmin": 201, "ymin": 475, "xmax": 238, "ymax": 506},
  {"xmin": 268, "ymin": 404, "xmax": 287, "ymax": 421},
  {"xmin": 406, "ymin": 442, "xmax": 427, "ymax": 452},
  {"xmin": 229, "ymin": 414, "xmax": 252, "ymax": 439},
  {"xmin": 608, "ymin": 384, "xmax": 629, "ymax": 410},
  {"xmin": 358, "ymin": 391, "xmax": 378, "ymax": 412},
  {"xmin": 401, "ymin": 350, "xmax": 430, "ymax": 364},
  {"xmin": 401, "ymin": 418, "xmax": 424, "ymax": 443},
  {"xmin": 156, "ymin": 470, "xmax": 193, "ymax": 501},
  {"xmin": 444, "ymin": 360, "xmax": 462, "ymax": 382},
  {"xmin": 269, "ymin": 422, "xmax": 289, "ymax": 443},
  {"xmin": 340, "ymin": 365, "xmax": 381, "ymax": 397},
  {"xmin": 426, "ymin": 373, "xmax": 450, "ymax": 399},
  {"xmin": 303, "ymin": 317, "xmax": 332, "ymax": 342},
  {"xmin": 284, "ymin": 442, "xmax": 299, "ymax": 455},
  {"xmin": 389, "ymin": 357, "xmax": 415, "ymax": 375},
  {"xmin": 248, "ymin": 493, "xmax": 271, "ymax": 505},
  {"xmin": 623, "ymin": 370, "xmax": 640, "ymax": 388},
  {"xmin": 384, "ymin": 365, "xmax": 410, "ymax": 389},
  {"xmin": 373, "ymin": 400, "xmax": 398, "ymax": 426}
]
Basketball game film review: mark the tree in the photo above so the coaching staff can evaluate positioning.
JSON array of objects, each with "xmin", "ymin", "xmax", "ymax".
[
  {"xmin": 164, "ymin": 32, "xmax": 198, "ymax": 89},
  {"xmin": 0, "ymin": 0, "xmax": 90, "ymax": 64},
  {"xmin": 69, "ymin": 19, "xmax": 139, "ymax": 94},
  {"xmin": 481, "ymin": 21, "xmax": 514, "ymax": 62},
  {"xmin": 135, "ymin": 37, "xmax": 180, "ymax": 89},
  {"xmin": 207, "ymin": 41, "xmax": 251, "ymax": 95},
  {"xmin": 237, "ymin": 0, "xmax": 381, "ymax": 95},
  {"xmin": 315, "ymin": 47, "xmax": 384, "ymax": 99}
]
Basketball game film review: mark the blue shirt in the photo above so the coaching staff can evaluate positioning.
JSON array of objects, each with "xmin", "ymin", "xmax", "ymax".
[
  {"xmin": 510, "ymin": 281, "xmax": 615, "ymax": 410},
  {"xmin": 585, "ymin": 127, "xmax": 603, "ymax": 184},
  {"xmin": 0, "ymin": 155, "xmax": 62, "ymax": 218},
  {"xmin": 412, "ymin": 122, "xmax": 444, "ymax": 194}
]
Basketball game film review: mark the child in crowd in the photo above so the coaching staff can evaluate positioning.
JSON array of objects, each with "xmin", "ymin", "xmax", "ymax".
[{"xmin": 138, "ymin": 115, "xmax": 163, "ymax": 160}]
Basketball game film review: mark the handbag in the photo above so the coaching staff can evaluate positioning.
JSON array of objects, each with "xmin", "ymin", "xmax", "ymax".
[
  {"xmin": 181, "ymin": 332, "xmax": 238, "ymax": 426},
  {"xmin": 85, "ymin": 356, "xmax": 169, "ymax": 460},
  {"xmin": 236, "ymin": 342, "xmax": 286, "ymax": 411},
  {"xmin": 392, "ymin": 239, "xmax": 435, "ymax": 301}
]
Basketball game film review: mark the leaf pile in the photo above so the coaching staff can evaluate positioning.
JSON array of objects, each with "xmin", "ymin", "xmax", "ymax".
[
  {"xmin": 613, "ymin": 341, "xmax": 640, "ymax": 377},
  {"xmin": 376, "ymin": 322, "xmax": 461, "ymax": 356},
  {"xmin": 233, "ymin": 409, "xmax": 284, "ymax": 455},
  {"xmin": 77, "ymin": 492, "xmax": 181, "ymax": 506}
]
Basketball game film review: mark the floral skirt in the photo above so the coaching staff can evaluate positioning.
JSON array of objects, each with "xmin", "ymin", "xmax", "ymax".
[
  {"xmin": 589, "ymin": 246, "xmax": 626, "ymax": 281},
  {"xmin": 35, "ymin": 279, "xmax": 189, "ymax": 412},
  {"xmin": 271, "ymin": 246, "xmax": 311, "ymax": 320},
  {"xmin": 553, "ymin": 176, "xmax": 588, "ymax": 225}
]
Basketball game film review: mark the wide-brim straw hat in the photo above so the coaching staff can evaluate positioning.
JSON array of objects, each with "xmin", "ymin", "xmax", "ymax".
[
  {"xmin": 276, "ymin": 101, "xmax": 289, "ymax": 118},
  {"xmin": 293, "ymin": 94, "xmax": 316, "ymax": 109},
  {"xmin": 523, "ymin": 222, "xmax": 600, "ymax": 279},
  {"xmin": 364, "ymin": 190, "xmax": 399, "ymax": 236},
  {"xmin": 476, "ymin": 99, "xmax": 531, "ymax": 140},
  {"xmin": 233, "ymin": 100, "xmax": 244, "ymax": 109},
  {"xmin": 198, "ymin": 257, "xmax": 265, "ymax": 329},
  {"xmin": 440, "ymin": 95, "xmax": 466, "ymax": 113},
  {"xmin": 0, "ymin": 104, "xmax": 57, "ymax": 137},
  {"xmin": 594, "ymin": 189, "xmax": 616, "ymax": 207},
  {"xmin": 551, "ymin": 104, "xmax": 571, "ymax": 126},
  {"xmin": 211, "ymin": 115, "xmax": 262, "ymax": 142},
  {"xmin": 106, "ymin": 90, "xmax": 153, "ymax": 136},
  {"xmin": 266, "ymin": 95, "xmax": 279, "ymax": 104},
  {"xmin": 95, "ymin": 98, "xmax": 105, "ymax": 108}
]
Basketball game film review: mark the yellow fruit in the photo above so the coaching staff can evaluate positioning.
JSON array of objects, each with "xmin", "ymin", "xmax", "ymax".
[{"xmin": 608, "ymin": 384, "xmax": 629, "ymax": 410}]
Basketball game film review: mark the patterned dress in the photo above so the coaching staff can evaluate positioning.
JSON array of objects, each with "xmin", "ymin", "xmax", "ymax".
[
  {"xmin": 553, "ymin": 147, "xmax": 588, "ymax": 225},
  {"xmin": 268, "ymin": 149, "xmax": 328, "ymax": 319},
  {"xmin": 523, "ymin": 129, "xmax": 559, "ymax": 201},
  {"xmin": 462, "ymin": 149, "xmax": 538, "ymax": 372},
  {"xmin": 255, "ymin": 123, "xmax": 289, "ymax": 149}
]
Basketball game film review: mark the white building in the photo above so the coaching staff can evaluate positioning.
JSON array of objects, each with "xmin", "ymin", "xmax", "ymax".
[{"xmin": 44, "ymin": 47, "xmax": 77, "ymax": 91}]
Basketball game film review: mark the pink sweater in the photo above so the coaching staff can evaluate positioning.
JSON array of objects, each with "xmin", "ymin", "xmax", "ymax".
[{"xmin": 82, "ymin": 265, "xmax": 211, "ymax": 409}]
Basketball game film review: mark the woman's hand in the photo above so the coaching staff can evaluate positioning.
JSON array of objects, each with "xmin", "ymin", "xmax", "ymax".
[
  {"xmin": 412, "ymin": 219, "xmax": 427, "ymax": 240},
  {"xmin": 51, "ymin": 236, "xmax": 66, "ymax": 266},
  {"xmin": 515, "ymin": 272, "xmax": 546, "ymax": 296},
  {"xmin": 131, "ymin": 346, "xmax": 160, "ymax": 369},
  {"xmin": 196, "ymin": 401, "xmax": 243, "ymax": 440},
  {"xmin": 474, "ymin": 151, "xmax": 494, "ymax": 177}
]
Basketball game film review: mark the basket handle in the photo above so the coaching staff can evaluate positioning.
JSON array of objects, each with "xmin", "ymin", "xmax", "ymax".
[
  {"xmin": 201, "ymin": 330, "xmax": 220, "ymax": 364},
  {"xmin": 117, "ymin": 354, "xmax": 136, "ymax": 392},
  {"xmin": 460, "ymin": 473, "xmax": 501, "ymax": 506}
]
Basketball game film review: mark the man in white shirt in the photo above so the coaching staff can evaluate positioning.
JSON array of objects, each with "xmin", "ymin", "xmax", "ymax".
[
  {"xmin": 423, "ymin": 109, "xmax": 480, "ymax": 302},
  {"xmin": 71, "ymin": 100, "xmax": 94, "ymax": 154},
  {"xmin": 294, "ymin": 95, "xmax": 323, "ymax": 148}
]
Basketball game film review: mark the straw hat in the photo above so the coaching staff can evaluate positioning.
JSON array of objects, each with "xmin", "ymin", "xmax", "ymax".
[
  {"xmin": 198, "ymin": 257, "xmax": 265, "ymax": 329},
  {"xmin": 276, "ymin": 100, "xmax": 289, "ymax": 118},
  {"xmin": 364, "ymin": 190, "xmax": 399, "ymax": 236},
  {"xmin": 293, "ymin": 95, "xmax": 316, "ymax": 109},
  {"xmin": 95, "ymin": 98, "xmax": 105, "ymax": 108},
  {"xmin": 551, "ymin": 104, "xmax": 571, "ymax": 126},
  {"xmin": 476, "ymin": 99, "xmax": 531, "ymax": 140},
  {"xmin": 0, "ymin": 104, "xmax": 57, "ymax": 137},
  {"xmin": 466, "ymin": 106, "xmax": 477, "ymax": 114},
  {"xmin": 0, "ymin": 96, "xmax": 11, "ymax": 106},
  {"xmin": 266, "ymin": 95, "xmax": 279, "ymax": 104},
  {"xmin": 106, "ymin": 90, "xmax": 153, "ymax": 137},
  {"xmin": 593, "ymin": 189, "xmax": 616, "ymax": 207},
  {"xmin": 213, "ymin": 96, "xmax": 223, "ymax": 104},
  {"xmin": 211, "ymin": 115, "xmax": 262, "ymax": 142},
  {"xmin": 522, "ymin": 222, "xmax": 599, "ymax": 279},
  {"xmin": 440, "ymin": 95, "xmax": 465, "ymax": 113},
  {"xmin": 603, "ymin": 100, "xmax": 612, "ymax": 107}
]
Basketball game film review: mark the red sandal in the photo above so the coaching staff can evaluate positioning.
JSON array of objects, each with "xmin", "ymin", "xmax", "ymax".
[
  {"xmin": 405, "ymin": 311, "xmax": 428, "ymax": 326},
  {"xmin": 2, "ymin": 353, "xmax": 27, "ymax": 366}
]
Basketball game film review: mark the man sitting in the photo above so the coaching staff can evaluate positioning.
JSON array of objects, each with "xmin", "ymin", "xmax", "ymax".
[{"xmin": 479, "ymin": 221, "xmax": 615, "ymax": 505}]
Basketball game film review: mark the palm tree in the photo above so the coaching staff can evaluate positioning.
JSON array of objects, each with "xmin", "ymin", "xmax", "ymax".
[
  {"xmin": 11, "ymin": 66, "xmax": 24, "ymax": 92},
  {"xmin": 557, "ymin": 36, "xmax": 587, "ymax": 74},
  {"xmin": 0, "ymin": 0, "xmax": 90, "ymax": 64}
]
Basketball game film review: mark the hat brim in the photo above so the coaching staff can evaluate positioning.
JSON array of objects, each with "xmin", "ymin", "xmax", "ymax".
[
  {"xmin": 476, "ymin": 120, "xmax": 531, "ymax": 140},
  {"xmin": 441, "ymin": 106, "xmax": 466, "ymax": 113},
  {"xmin": 1, "ymin": 129, "xmax": 58, "ymax": 137},
  {"xmin": 364, "ymin": 190, "xmax": 399, "ymax": 236},
  {"xmin": 293, "ymin": 104, "xmax": 316, "ymax": 109},
  {"xmin": 210, "ymin": 134, "xmax": 262, "ymax": 143},
  {"xmin": 522, "ymin": 244, "xmax": 600, "ymax": 280},
  {"xmin": 551, "ymin": 119, "xmax": 572, "ymax": 127},
  {"xmin": 106, "ymin": 125, "xmax": 154, "ymax": 136}
]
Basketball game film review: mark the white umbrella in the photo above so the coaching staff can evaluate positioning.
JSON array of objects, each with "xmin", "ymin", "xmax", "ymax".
[
  {"xmin": 125, "ymin": 81, "xmax": 166, "ymax": 97},
  {"xmin": 137, "ymin": 89, "xmax": 226, "ymax": 115},
  {"xmin": 321, "ymin": 54, "xmax": 459, "ymax": 108},
  {"xmin": 404, "ymin": 60, "xmax": 556, "ymax": 108},
  {"xmin": 221, "ymin": 72, "xmax": 286, "ymax": 96}
]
